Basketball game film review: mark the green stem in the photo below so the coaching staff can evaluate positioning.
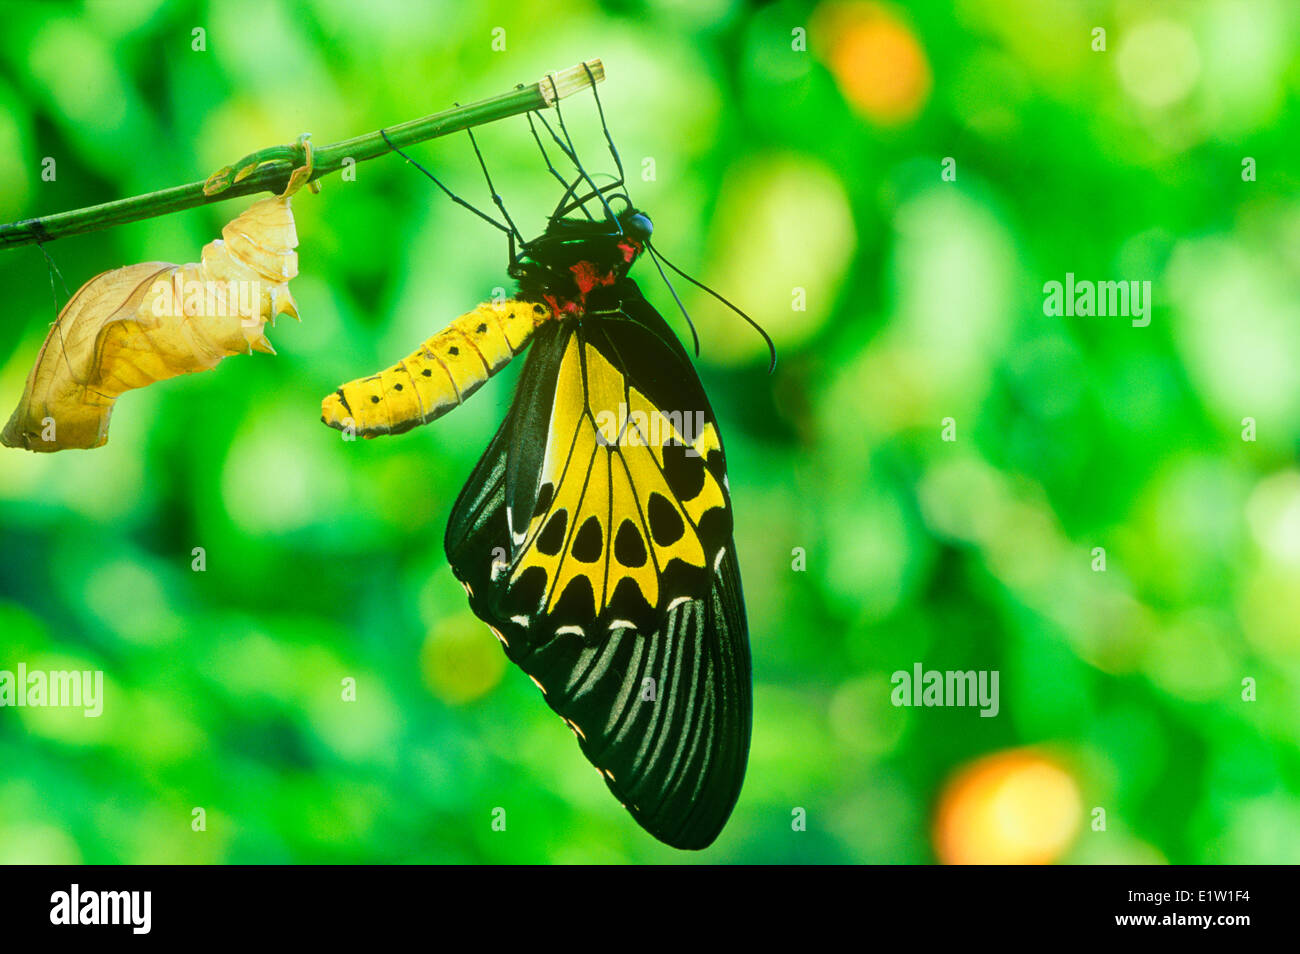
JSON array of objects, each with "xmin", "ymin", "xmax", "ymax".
[{"xmin": 0, "ymin": 59, "xmax": 604, "ymax": 251}]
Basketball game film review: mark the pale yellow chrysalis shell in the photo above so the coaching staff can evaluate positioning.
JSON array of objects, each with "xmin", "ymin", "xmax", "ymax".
[{"xmin": 2, "ymin": 194, "xmax": 300, "ymax": 452}]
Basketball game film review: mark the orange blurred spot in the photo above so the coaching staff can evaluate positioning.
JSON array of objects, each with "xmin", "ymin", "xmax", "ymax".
[
  {"xmin": 815, "ymin": 2, "xmax": 931, "ymax": 124},
  {"xmin": 934, "ymin": 750, "xmax": 1082, "ymax": 865}
]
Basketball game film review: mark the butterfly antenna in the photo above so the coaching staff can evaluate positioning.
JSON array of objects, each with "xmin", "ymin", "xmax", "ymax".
[
  {"xmin": 458, "ymin": 106, "xmax": 525, "ymax": 246},
  {"xmin": 644, "ymin": 242, "xmax": 701, "ymax": 359},
  {"xmin": 648, "ymin": 241, "xmax": 777, "ymax": 373},
  {"xmin": 379, "ymin": 128, "xmax": 514, "ymax": 236}
]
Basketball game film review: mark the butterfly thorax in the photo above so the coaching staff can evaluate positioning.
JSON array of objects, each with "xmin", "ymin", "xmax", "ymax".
[{"xmin": 510, "ymin": 210, "xmax": 652, "ymax": 317}]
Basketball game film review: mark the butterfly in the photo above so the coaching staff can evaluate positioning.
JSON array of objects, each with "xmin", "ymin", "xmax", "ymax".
[{"xmin": 322, "ymin": 70, "xmax": 769, "ymax": 849}]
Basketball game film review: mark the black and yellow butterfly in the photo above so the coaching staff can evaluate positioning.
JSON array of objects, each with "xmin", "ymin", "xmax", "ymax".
[{"xmin": 322, "ymin": 73, "xmax": 762, "ymax": 849}]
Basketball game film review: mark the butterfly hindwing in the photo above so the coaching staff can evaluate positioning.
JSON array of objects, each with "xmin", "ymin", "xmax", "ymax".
[
  {"xmin": 501, "ymin": 313, "xmax": 731, "ymax": 635},
  {"xmin": 445, "ymin": 282, "xmax": 751, "ymax": 849}
]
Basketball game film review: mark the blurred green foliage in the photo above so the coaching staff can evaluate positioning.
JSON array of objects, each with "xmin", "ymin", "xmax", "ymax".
[{"xmin": 1, "ymin": 0, "xmax": 1299, "ymax": 864}]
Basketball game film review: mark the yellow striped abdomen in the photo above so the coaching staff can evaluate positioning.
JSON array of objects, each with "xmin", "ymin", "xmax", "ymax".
[{"xmin": 321, "ymin": 298, "xmax": 554, "ymax": 437}]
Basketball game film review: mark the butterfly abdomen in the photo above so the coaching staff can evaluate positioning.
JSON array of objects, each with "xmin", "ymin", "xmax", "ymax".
[{"xmin": 321, "ymin": 298, "xmax": 554, "ymax": 437}]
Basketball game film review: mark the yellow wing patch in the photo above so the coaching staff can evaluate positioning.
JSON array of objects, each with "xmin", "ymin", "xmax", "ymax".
[{"xmin": 507, "ymin": 334, "xmax": 728, "ymax": 629}]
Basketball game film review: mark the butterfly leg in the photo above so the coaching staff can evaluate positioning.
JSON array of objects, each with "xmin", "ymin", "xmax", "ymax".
[
  {"xmin": 542, "ymin": 77, "xmax": 621, "ymax": 228},
  {"xmin": 583, "ymin": 60, "xmax": 626, "ymax": 186},
  {"xmin": 458, "ymin": 104, "xmax": 525, "ymax": 253},
  {"xmin": 526, "ymin": 110, "xmax": 594, "ymax": 222},
  {"xmin": 377, "ymin": 128, "xmax": 514, "ymax": 238}
]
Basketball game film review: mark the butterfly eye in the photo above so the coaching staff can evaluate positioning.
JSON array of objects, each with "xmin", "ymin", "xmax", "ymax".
[{"xmin": 625, "ymin": 212, "xmax": 653, "ymax": 240}]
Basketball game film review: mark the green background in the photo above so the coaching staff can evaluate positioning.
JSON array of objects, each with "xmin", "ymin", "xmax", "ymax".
[{"xmin": 1, "ymin": 0, "xmax": 1298, "ymax": 863}]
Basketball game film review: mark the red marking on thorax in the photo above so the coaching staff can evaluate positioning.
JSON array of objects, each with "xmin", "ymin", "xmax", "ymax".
[
  {"xmin": 570, "ymin": 260, "xmax": 619, "ymax": 295},
  {"xmin": 542, "ymin": 293, "xmax": 577, "ymax": 317},
  {"xmin": 546, "ymin": 242, "xmax": 644, "ymax": 316}
]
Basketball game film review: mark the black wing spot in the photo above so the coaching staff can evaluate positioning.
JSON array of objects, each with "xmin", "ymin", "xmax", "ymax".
[
  {"xmin": 532, "ymin": 482, "xmax": 555, "ymax": 518},
  {"xmin": 449, "ymin": 346, "xmax": 460, "ymax": 356},
  {"xmin": 476, "ymin": 323, "xmax": 488, "ymax": 334},
  {"xmin": 698, "ymin": 506, "xmax": 732, "ymax": 546},
  {"xmin": 648, "ymin": 493, "xmax": 685, "ymax": 546},
  {"xmin": 706, "ymin": 448, "xmax": 726, "ymax": 478},
  {"xmin": 552, "ymin": 575, "xmax": 595, "ymax": 624},
  {"xmin": 662, "ymin": 443, "xmax": 707, "ymax": 500},
  {"xmin": 511, "ymin": 566, "xmax": 547, "ymax": 610},
  {"xmin": 572, "ymin": 516, "xmax": 603, "ymax": 562},
  {"xmin": 608, "ymin": 575, "xmax": 653, "ymax": 622},
  {"xmin": 537, "ymin": 510, "xmax": 568, "ymax": 556},
  {"xmin": 394, "ymin": 383, "xmax": 403, "ymax": 391},
  {"xmin": 370, "ymin": 395, "xmax": 381, "ymax": 404},
  {"xmin": 614, "ymin": 518, "xmax": 648, "ymax": 567},
  {"xmin": 422, "ymin": 368, "xmax": 433, "ymax": 377}
]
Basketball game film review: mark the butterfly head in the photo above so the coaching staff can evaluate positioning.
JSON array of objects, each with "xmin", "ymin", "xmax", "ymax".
[{"xmin": 512, "ymin": 206, "xmax": 654, "ymax": 315}]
